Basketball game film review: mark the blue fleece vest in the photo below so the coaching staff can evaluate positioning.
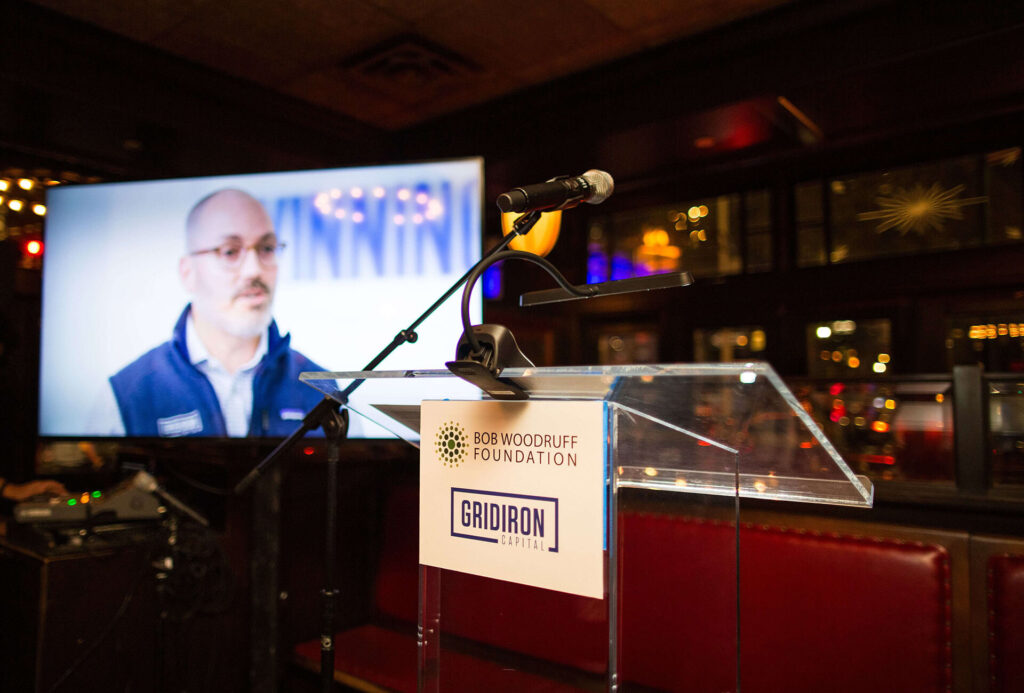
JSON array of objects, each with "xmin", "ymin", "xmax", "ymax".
[{"xmin": 109, "ymin": 307, "xmax": 326, "ymax": 437}]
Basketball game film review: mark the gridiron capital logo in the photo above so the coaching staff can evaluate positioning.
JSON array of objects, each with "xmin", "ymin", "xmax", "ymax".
[{"xmin": 434, "ymin": 420, "xmax": 468, "ymax": 467}]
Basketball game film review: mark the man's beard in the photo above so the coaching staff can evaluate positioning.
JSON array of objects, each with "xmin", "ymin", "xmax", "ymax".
[
  {"xmin": 194, "ymin": 280, "xmax": 274, "ymax": 339},
  {"xmin": 215, "ymin": 304, "xmax": 273, "ymax": 339}
]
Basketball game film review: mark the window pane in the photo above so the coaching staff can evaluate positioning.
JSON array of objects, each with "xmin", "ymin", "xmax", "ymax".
[
  {"xmin": 989, "ymin": 376, "xmax": 1024, "ymax": 486},
  {"xmin": 795, "ymin": 180, "xmax": 827, "ymax": 267},
  {"xmin": 828, "ymin": 155, "xmax": 986, "ymax": 263},
  {"xmin": 694, "ymin": 326, "xmax": 766, "ymax": 362},
  {"xmin": 591, "ymin": 194, "xmax": 742, "ymax": 279},
  {"xmin": 985, "ymin": 147, "xmax": 1023, "ymax": 244},
  {"xmin": 744, "ymin": 189, "xmax": 772, "ymax": 272},
  {"xmin": 806, "ymin": 319, "xmax": 892, "ymax": 378}
]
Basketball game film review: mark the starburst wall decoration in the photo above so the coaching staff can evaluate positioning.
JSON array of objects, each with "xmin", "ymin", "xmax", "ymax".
[{"xmin": 857, "ymin": 182, "xmax": 987, "ymax": 235}]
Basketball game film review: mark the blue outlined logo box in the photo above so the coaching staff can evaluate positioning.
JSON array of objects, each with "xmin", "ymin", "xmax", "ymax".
[{"xmin": 450, "ymin": 487, "xmax": 559, "ymax": 553}]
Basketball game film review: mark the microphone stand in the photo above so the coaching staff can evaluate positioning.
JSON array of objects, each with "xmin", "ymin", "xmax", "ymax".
[{"xmin": 233, "ymin": 210, "xmax": 543, "ymax": 693}]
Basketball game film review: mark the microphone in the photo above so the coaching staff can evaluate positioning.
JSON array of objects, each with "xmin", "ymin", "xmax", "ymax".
[
  {"xmin": 133, "ymin": 471, "xmax": 209, "ymax": 527},
  {"xmin": 496, "ymin": 170, "xmax": 614, "ymax": 213}
]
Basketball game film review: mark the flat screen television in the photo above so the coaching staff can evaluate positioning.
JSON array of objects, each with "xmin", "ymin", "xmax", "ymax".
[{"xmin": 38, "ymin": 158, "xmax": 483, "ymax": 440}]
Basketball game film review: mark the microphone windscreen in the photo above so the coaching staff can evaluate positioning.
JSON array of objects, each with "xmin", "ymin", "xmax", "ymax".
[{"xmin": 583, "ymin": 169, "xmax": 614, "ymax": 205}]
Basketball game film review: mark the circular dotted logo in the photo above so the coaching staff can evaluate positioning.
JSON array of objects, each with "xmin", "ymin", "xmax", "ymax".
[{"xmin": 435, "ymin": 421, "xmax": 468, "ymax": 467}]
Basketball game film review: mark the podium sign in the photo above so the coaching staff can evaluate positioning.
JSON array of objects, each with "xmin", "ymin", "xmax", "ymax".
[{"xmin": 419, "ymin": 400, "xmax": 608, "ymax": 598}]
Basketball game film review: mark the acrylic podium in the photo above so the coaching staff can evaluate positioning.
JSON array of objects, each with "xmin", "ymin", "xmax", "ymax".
[{"xmin": 302, "ymin": 362, "xmax": 873, "ymax": 692}]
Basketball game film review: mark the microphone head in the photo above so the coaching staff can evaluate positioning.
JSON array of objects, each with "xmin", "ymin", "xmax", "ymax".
[
  {"xmin": 582, "ymin": 169, "xmax": 614, "ymax": 205},
  {"xmin": 133, "ymin": 470, "xmax": 158, "ymax": 493}
]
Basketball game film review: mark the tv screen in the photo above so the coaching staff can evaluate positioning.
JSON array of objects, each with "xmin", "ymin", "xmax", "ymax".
[{"xmin": 38, "ymin": 158, "xmax": 483, "ymax": 439}]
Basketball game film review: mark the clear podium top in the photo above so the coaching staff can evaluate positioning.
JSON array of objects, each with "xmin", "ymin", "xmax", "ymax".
[{"xmin": 302, "ymin": 362, "xmax": 873, "ymax": 508}]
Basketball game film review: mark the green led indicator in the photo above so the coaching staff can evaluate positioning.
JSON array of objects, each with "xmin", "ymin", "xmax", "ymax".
[
  {"xmin": 92, "ymin": 491, "xmax": 101, "ymax": 498},
  {"xmin": 67, "ymin": 499, "xmax": 77, "ymax": 506}
]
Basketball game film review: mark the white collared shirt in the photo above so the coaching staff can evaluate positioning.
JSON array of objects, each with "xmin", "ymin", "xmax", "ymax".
[{"xmin": 184, "ymin": 313, "xmax": 268, "ymax": 437}]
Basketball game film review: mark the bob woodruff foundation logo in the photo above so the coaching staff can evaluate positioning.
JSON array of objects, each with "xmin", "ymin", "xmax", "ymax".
[{"xmin": 435, "ymin": 421, "xmax": 468, "ymax": 467}]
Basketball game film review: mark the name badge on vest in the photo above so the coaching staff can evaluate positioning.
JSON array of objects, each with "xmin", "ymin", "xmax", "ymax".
[
  {"xmin": 157, "ymin": 410, "xmax": 204, "ymax": 437},
  {"xmin": 279, "ymin": 408, "xmax": 305, "ymax": 421}
]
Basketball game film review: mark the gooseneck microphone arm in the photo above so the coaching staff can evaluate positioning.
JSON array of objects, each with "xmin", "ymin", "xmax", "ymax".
[{"xmin": 458, "ymin": 250, "xmax": 592, "ymax": 355}]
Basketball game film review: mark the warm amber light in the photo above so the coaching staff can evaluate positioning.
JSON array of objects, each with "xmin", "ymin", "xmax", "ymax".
[
  {"xmin": 751, "ymin": 330, "xmax": 766, "ymax": 351},
  {"xmin": 871, "ymin": 421, "xmax": 890, "ymax": 433},
  {"xmin": 8, "ymin": 199, "xmax": 23, "ymax": 212},
  {"xmin": 32, "ymin": 203, "xmax": 47, "ymax": 216},
  {"xmin": 18, "ymin": 178, "xmax": 33, "ymax": 190},
  {"xmin": 847, "ymin": 357, "xmax": 861, "ymax": 368},
  {"xmin": 501, "ymin": 210, "xmax": 562, "ymax": 257},
  {"xmin": 643, "ymin": 229, "xmax": 669, "ymax": 246},
  {"xmin": 0, "ymin": 180, "xmax": 8, "ymax": 191}
]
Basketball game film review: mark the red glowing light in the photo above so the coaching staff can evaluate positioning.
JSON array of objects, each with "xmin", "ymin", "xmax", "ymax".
[
  {"xmin": 799, "ymin": 441, "xmax": 814, "ymax": 449},
  {"xmin": 861, "ymin": 454, "xmax": 896, "ymax": 465},
  {"xmin": 828, "ymin": 383, "xmax": 844, "ymax": 396},
  {"xmin": 26, "ymin": 240, "xmax": 43, "ymax": 256},
  {"xmin": 303, "ymin": 446, "xmax": 315, "ymax": 456},
  {"xmin": 697, "ymin": 440, "xmax": 712, "ymax": 447}
]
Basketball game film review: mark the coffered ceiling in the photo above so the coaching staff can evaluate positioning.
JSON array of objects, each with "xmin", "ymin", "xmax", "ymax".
[{"xmin": 23, "ymin": 0, "xmax": 793, "ymax": 130}]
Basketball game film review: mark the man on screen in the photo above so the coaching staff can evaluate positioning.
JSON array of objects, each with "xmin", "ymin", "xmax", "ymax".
[{"xmin": 97, "ymin": 188, "xmax": 328, "ymax": 437}]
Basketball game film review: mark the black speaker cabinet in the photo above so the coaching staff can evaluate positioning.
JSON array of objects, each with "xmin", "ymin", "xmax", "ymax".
[{"xmin": 0, "ymin": 533, "xmax": 159, "ymax": 693}]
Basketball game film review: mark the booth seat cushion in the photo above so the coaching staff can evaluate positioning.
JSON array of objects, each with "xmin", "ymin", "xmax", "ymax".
[
  {"xmin": 618, "ymin": 513, "xmax": 742, "ymax": 692},
  {"xmin": 988, "ymin": 553, "xmax": 1024, "ymax": 693},
  {"xmin": 740, "ymin": 524, "xmax": 952, "ymax": 693},
  {"xmin": 619, "ymin": 513, "xmax": 953, "ymax": 693}
]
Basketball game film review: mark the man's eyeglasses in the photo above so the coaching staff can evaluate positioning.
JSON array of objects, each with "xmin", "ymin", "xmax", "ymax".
[{"xmin": 189, "ymin": 240, "xmax": 286, "ymax": 268}]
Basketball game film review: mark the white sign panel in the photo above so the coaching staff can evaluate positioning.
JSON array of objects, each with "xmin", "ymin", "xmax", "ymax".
[{"xmin": 419, "ymin": 400, "xmax": 608, "ymax": 599}]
